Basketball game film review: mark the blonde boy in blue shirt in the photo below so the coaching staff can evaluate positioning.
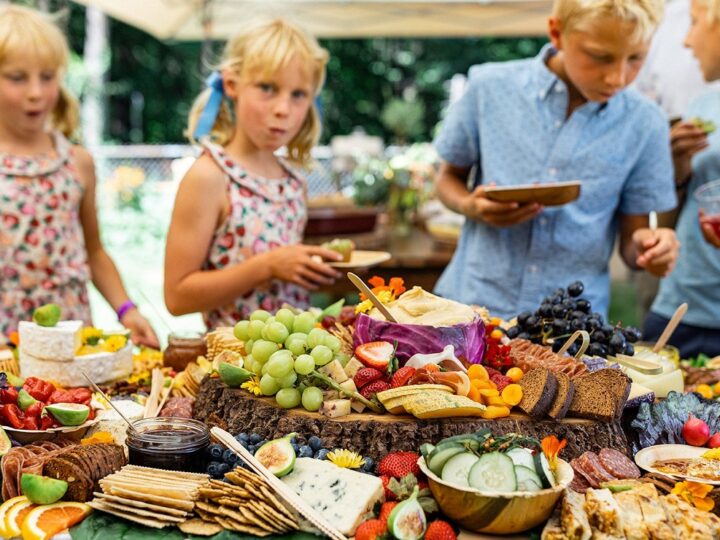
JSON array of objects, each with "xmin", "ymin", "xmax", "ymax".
[{"xmin": 434, "ymin": 0, "xmax": 680, "ymax": 320}]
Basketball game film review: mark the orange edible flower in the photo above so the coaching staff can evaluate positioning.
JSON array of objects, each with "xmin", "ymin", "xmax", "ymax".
[
  {"xmin": 356, "ymin": 277, "xmax": 407, "ymax": 314},
  {"xmin": 541, "ymin": 435, "xmax": 567, "ymax": 471},
  {"xmin": 81, "ymin": 431, "xmax": 115, "ymax": 445},
  {"xmin": 672, "ymin": 481, "xmax": 715, "ymax": 512}
]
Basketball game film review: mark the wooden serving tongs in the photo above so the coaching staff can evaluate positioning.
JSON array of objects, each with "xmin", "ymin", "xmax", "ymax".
[{"xmin": 346, "ymin": 272, "xmax": 398, "ymax": 323}]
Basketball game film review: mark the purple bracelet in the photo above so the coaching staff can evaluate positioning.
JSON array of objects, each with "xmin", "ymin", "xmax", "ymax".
[{"xmin": 116, "ymin": 300, "xmax": 137, "ymax": 321}]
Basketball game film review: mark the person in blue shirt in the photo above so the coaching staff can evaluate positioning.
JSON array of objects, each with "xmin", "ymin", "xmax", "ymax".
[
  {"xmin": 644, "ymin": 0, "xmax": 720, "ymax": 357},
  {"xmin": 433, "ymin": 0, "xmax": 680, "ymax": 321}
]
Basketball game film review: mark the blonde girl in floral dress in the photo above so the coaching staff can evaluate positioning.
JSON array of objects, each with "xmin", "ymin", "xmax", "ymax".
[
  {"xmin": 0, "ymin": 5, "xmax": 158, "ymax": 346},
  {"xmin": 164, "ymin": 18, "xmax": 341, "ymax": 328}
]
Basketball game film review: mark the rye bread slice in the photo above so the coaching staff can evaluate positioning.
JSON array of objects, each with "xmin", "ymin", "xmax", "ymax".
[
  {"xmin": 44, "ymin": 456, "xmax": 94, "ymax": 502},
  {"xmin": 568, "ymin": 369, "xmax": 630, "ymax": 422},
  {"xmin": 547, "ymin": 371, "xmax": 574, "ymax": 420},
  {"xmin": 518, "ymin": 368, "xmax": 558, "ymax": 419}
]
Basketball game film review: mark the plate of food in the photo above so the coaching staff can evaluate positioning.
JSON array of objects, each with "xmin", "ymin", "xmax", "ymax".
[
  {"xmin": 320, "ymin": 238, "xmax": 391, "ymax": 268},
  {"xmin": 634, "ymin": 444, "xmax": 720, "ymax": 484},
  {"xmin": 483, "ymin": 181, "xmax": 581, "ymax": 206}
]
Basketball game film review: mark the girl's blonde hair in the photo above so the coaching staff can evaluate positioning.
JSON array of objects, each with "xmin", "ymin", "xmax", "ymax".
[
  {"xmin": 187, "ymin": 18, "xmax": 328, "ymax": 167},
  {"xmin": 704, "ymin": 0, "xmax": 720, "ymax": 21},
  {"xmin": 0, "ymin": 5, "xmax": 79, "ymax": 139},
  {"xmin": 552, "ymin": 0, "xmax": 664, "ymax": 42}
]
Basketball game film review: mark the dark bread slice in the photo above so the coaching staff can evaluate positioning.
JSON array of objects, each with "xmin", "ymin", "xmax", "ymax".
[
  {"xmin": 568, "ymin": 369, "xmax": 630, "ymax": 422},
  {"xmin": 44, "ymin": 456, "xmax": 94, "ymax": 502},
  {"xmin": 518, "ymin": 368, "xmax": 558, "ymax": 419},
  {"xmin": 547, "ymin": 371, "xmax": 574, "ymax": 420}
]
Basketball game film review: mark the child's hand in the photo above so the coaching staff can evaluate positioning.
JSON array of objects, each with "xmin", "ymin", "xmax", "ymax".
[
  {"xmin": 699, "ymin": 210, "xmax": 720, "ymax": 248},
  {"xmin": 267, "ymin": 245, "xmax": 342, "ymax": 290},
  {"xmin": 671, "ymin": 121, "xmax": 708, "ymax": 185},
  {"xmin": 633, "ymin": 227, "xmax": 680, "ymax": 277},
  {"xmin": 120, "ymin": 309, "xmax": 160, "ymax": 348},
  {"xmin": 460, "ymin": 185, "xmax": 543, "ymax": 227}
]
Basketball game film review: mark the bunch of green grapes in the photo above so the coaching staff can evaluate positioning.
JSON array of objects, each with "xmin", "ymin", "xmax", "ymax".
[{"xmin": 232, "ymin": 308, "xmax": 347, "ymax": 412}]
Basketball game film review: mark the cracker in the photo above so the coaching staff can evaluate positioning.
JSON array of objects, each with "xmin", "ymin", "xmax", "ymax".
[
  {"xmin": 259, "ymin": 485, "xmax": 297, "ymax": 522},
  {"xmin": 216, "ymin": 516, "xmax": 271, "ymax": 537},
  {"xmin": 178, "ymin": 518, "xmax": 224, "ymax": 536},
  {"xmin": 100, "ymin": 479, "xmax": 196, "ymax": 499},
  {"xmin": 198, "ymin": 487, "xmax": 227, "ymax": 500},
  {"xmin": 217, "ymin": 496, "xmax": 250, "ymax": 507},
  {"xmin": 120, "ymin": 465, "xmax": 209, "ymax": 481},
  {"xmin": 252, "ymin": 499, "xmax": 297, "ymax": 530},
  {"xmin": 236, "ymin": 505, "xmax": 276, "ymax": 532},
  {"xmin": 111, "ymin": 472, "xmax": 203, "ymax": 487},
  {"xmin": 196, "ymin": 501, "xmax": 226, "ymax": 516},
  {"xmin": 87, "ymin": 501, "xmax": 172, "ymax": 529},
  {"xmin": 90, "ymin": 500, "xmax": 185, "ymax": 523},
  {"xmin": 92, "ymin": 493, "xmax": 189, "ymax": 517},
  {"xmin": 102, "ymin": 486, "xmax": 194, "ymax": 511}
]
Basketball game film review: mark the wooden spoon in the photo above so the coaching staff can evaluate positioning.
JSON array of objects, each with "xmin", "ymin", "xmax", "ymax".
[
  {"xmin": 653, "ymin": 303, "xmax": 688, "ymax": 353},
  {"xmin": 346, "ymin": 272, "xmax": 398, "ymax": 323}
]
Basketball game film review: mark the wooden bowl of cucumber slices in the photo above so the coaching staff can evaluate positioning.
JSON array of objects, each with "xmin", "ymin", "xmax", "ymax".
[{"xmin": 418, "ymin": 450, "xmax": 573, "ymax": 534}]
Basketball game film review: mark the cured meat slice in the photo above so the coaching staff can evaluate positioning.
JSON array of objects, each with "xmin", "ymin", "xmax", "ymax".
[
  {"xmin": 577, "ymin": 451, "xmax": 617, "ymax": 486},
  {"xmin": 599, "ymin": 448, "xmax": 641, "ymax": 479},
  {"xmin": 569, "ymin": 468, "xmax": 592, "ymax": 493},
  {"xmin": 571, "ymin": 457, "xmax": 599, "ymax": 489}
]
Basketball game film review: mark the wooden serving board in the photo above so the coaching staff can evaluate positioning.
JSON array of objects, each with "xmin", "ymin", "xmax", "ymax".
[{"xmin": 194, "ymin": 377, "xmax": 630, "ymax": 460}]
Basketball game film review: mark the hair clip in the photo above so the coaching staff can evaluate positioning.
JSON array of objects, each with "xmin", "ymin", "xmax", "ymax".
[{"xmin": 193, "ymin": 71, "xmax": 225, "ymax": 140}]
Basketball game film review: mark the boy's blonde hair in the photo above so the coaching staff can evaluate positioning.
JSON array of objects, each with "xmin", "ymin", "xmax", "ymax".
[
  {"xmin": 552, "ymin": 0, "xmax": 664, "ymax": 42},
  {"xmin": 0, "ymin": 5, "xmax": 79, "ymax": 139},
  {"xmin": 187, "ymin": 18, "xmax": 328, "ymax": 168}
]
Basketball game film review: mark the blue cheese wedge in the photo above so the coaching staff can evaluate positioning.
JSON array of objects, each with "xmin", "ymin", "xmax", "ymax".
[
  {"xmin": 19, "ymin": 320, "xmax": 82, "ymax": 361},
  {"xmin": 281, "ymin": 457, "xmax": 383, "ymax": 535}
]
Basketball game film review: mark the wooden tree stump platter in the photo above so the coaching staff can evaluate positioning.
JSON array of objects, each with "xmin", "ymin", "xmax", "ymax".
[{"xmin": 194, "ymin": 377, "xmax": 630, "ymax": 460}]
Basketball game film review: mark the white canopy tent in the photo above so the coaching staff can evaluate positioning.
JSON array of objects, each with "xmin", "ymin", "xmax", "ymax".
[{"xmin": 70, "ymin": 0, "xmax": 551, "ymax": 39}]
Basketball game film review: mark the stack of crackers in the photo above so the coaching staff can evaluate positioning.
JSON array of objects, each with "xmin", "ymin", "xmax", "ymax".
[
  {"xmin": 205, "ymin": 327, "xmax": 245, "ymax": 361},
  {"xmin": 88, "ymin": 465, "xmax": 209, "ymax": 528},
  {"xmin": 195, "ymin": 467, "xmax": 299, "ymax": 537},
  {"xmin": 171, "ymin": 361, "xmax": 206, "ymax": 398}
]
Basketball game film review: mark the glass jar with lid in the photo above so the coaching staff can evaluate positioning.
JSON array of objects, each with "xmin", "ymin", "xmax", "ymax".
[
  {"xmin": 126, "ymin": 417, "xmax": 209, "ymax": 472},
  {"xmin": 163, "ymin": 332, "xmax": 207, "ymax": 371}
]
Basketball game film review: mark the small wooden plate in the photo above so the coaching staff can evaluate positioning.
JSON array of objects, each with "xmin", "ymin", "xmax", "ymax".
[
  {"xmin": 329, "ymin": 250, "xmax": 391, "ymax": 268},
  {"xmin": 634, "ymin": 444, "xmax": 720, "ymax": 484},
  {"xmin": 483, "ymin": 181, "xmax": 581, "ymax": 206}
]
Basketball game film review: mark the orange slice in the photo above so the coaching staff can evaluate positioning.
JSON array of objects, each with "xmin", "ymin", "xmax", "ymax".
[
  {"xmin": 21, "ymin": 501, "xmax": 91, "ymax": 540},
  {"xmin": 0, "ymin": 496, "xmax": 28, "ymax": 538},
  {"xmin": 5, "ymin": 498, "xmax": 37, "ymax": 537}
]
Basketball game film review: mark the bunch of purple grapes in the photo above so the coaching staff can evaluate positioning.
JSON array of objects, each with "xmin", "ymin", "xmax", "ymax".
[{"xmin": 505, "ymin": 281, "xmax": 641, "ymax": 358}]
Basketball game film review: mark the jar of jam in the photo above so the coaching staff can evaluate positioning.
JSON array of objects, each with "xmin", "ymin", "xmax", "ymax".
[
  {"xmin": 126, "ymin": 417, "xmax": 209, "ymax": 472},
  {"xmin": 164, "ymin": 332, "xmax": 207, "ymax": 371}
]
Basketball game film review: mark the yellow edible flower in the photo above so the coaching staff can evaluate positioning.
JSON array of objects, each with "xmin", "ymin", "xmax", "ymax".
[
  {"xmin": 241, "ymin": 376, "xmax": 262, "ymax": 396},
  {"xmin": 80, "ymin": 327, "xmax": 103, "ymax": 345},
  {"xmin": 702, "ymin": 448, "xmax": 720, "ymax": 461},
  {"xmin": 102, "ymin": 335, "xmax": 128, "ymax": 352},
  {"xmin": 327, "ymin": 449, "xmax": 365, "ymax": 469},
  {"xmin": 671, "ymin": 480, "xmax": 715, "ymax": 512}
]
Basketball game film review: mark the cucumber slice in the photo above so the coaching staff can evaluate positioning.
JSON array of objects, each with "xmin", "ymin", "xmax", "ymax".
[
  {"xmin": 514, "ymin": 465, "xmax": 542, "ymax": 492},
  {"xmin": 533, "ymin": 452, "xmax": 556, "ymax": 488},
  {"xmin": 420, "ymin": 443, "xmax": 435, "ymax": 461},
  {"xmin": 468, "ymin": 452, "xmax": 517, "ymax": 493},
  {"xmin": 441, "ymin": 452, "xmax": 479, "ymax": 488},
  {"xmin": 506, "ymin": 448, "xmax": 535, "ymax": 470},
  {"xmin": 427, "ymin": 443, "xmax": 465, "ymax": 477}
]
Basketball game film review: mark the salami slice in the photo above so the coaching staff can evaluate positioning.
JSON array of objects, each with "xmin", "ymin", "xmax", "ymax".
[
  {"xmin": 571, "ymin": 457, "xmax": 599, "ymax": 488},
  {"xmin": 577, "ymin": 451, "xmax": 617, "ymax": 485},
  {"xmin": 569, "ymin": 468, "xmax": 591, "ymax": 493},
  {"xmin": 599, "ymin": 448, "xmax": 640, "ymax": 479}
]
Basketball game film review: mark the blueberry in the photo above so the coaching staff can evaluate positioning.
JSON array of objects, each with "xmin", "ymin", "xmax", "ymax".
[
  {"xmin": 298, "ymin": 445, "xmax": 314, "ymax": 458},
  {"xmin": 223, "ymin": 449, "xmax": 239, "ymax": 465},
  {"xmin": 208, "ymin": 444, "xmax": 224, "ymax": 460},
  {"xmin": 207, "ymin": 461, "xmax": 222, "ymax": 478},
  {"xmin": 291, "ymin": 442, "xmax": 299, "ymax": 452},
  {"xmin": 505, "ymin": 326, "xmax": 520, "ymax": 339},
  {"xmin": 217, "ymin": 463, "xmax": 231, "ymax": 476},
  {"xmin": 256, "ymin": 440, "xmax": 267, "ymax": 449},
  {"xmin": 567, "ymin": 281, "xmax": 584, "ymax": 297},
  {"xmin": 308, "ymin": 436, "xmax": 323, "ymax": 451},
  {"xmin": 235, "ymin": 433, "xmax": 249, "ymax": 444},
  {"xmin": 361, "ymin": 457, "xmax": 375, "ymax": 473},
  {"xmin": 249, "ymin": 433, "xmax": 263, "ymax": 444},
  {"xmin": 239, "ymin": 440, "xmax": 249, "ymax": 450},
  {"xmin": 314, "ymin": 449, "xmax": 330, "ymax": 460}
]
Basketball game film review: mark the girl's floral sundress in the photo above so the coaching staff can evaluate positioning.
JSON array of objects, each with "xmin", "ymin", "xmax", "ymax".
[
  {"xmin": 202, "ymin": 140, "xmax": 309, "ymax": 329},
  {"xmin": 0, "ymin": 132, "xmax": 92, "ymax": 336}
]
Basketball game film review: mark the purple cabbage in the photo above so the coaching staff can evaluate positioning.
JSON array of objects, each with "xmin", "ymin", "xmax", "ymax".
[{"xmin": 353, "ymin": 314, "xmax": 486, "ymax": 364}]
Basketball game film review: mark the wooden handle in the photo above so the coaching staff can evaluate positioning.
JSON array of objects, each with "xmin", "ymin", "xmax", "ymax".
[
  {"xmin": 653, "ymin": 303, "xmax": 687, "ymax": 352},
  {"xmin": 346, "ymin": 272, "xmax": 398, "ymax": 323}
]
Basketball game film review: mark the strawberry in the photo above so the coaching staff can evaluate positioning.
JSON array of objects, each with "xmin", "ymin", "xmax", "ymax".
[
  {"xmin": 377, "ymin": 451, "xmax": 421, "ymax": 479},
  {"xmin": 380, "ymin": 475, "xmax": 397, "ymax": 501},
  {"xmin": 360, "ymin": 379, "xmax": 391, "ymax": 400},
  {"xmin": 355, "ymin": 341, "xmax": 394, "ymax": 370},
  {"xmin": 425, "ymin": 520, "xmax": 457, "ymax": 540},
  {"xmin": 355, "ymin": 519, "xmax": 387, "ymax": 540},
  {"xmin": 390, "ymin": 366, "xmax": 416, "ymax": 388},
  {"xmin": 378, "ymin": 501, "xmax": 398, "ymax": 523},
  {"xmin": 354, "ymin": 367, "xmax": 384, "ymax": 389}
]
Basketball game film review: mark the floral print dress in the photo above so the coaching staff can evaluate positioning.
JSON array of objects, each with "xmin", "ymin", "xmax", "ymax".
[
  {"xmin": 0, "ymin": 132, "xmax": 92, "ymax": 335},
  {"xmin": 202, "ymin": 140, "xmax": 309, "ymax": 329}
]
